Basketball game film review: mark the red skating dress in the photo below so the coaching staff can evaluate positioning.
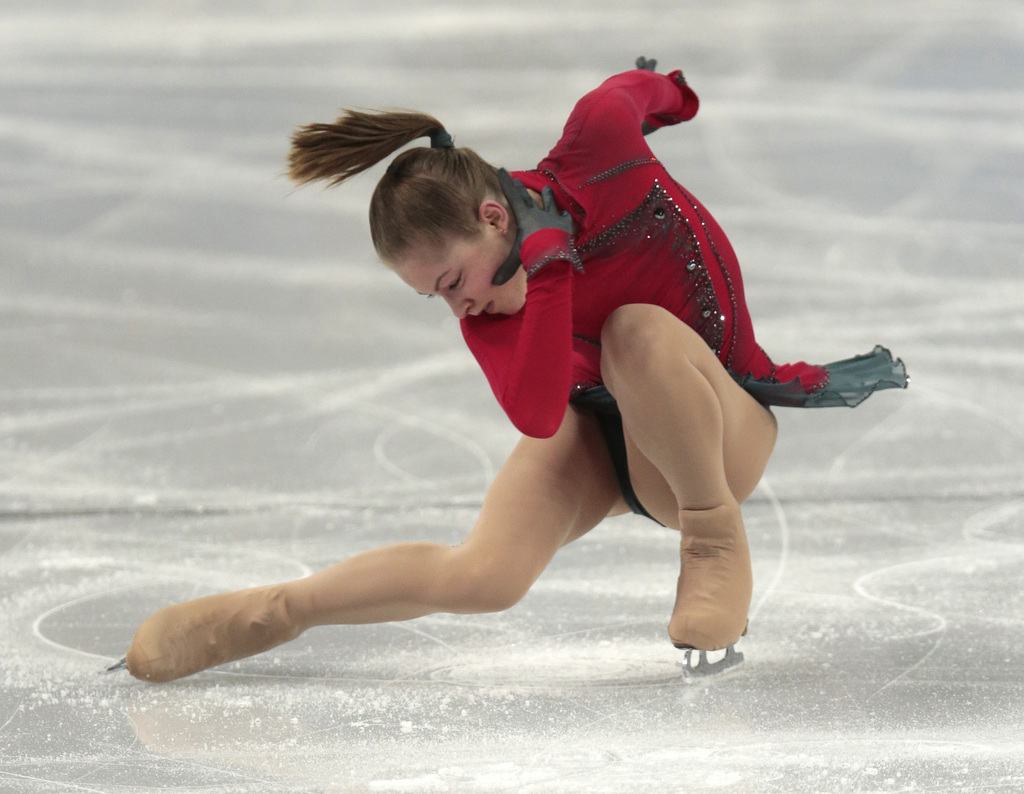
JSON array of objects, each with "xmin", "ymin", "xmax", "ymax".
[{"xmin": 461, "ymin": 69, "xmax": 907, "ymax": 446}]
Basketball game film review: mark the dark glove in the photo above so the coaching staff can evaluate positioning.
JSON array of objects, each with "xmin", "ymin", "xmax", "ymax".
[
  {"xmin": 492, "ymin": 169, "xmax": 575, "ymax": 285},
  {"xmin": 636, "ymin": 54, "xmax": 688, "ymax": 84}
]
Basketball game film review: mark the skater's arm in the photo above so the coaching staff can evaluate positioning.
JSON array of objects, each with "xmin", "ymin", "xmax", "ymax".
[
  {"xmin": 462, "ymin": 172, "xmax": 580, "ymax": 439},
  {"xmin": 462, "ymin": 259, "xmax": 575, "ymax": 439},
  {"xmin": 546, "ymin": 69, "xmax": 699, "ymax": 174}
]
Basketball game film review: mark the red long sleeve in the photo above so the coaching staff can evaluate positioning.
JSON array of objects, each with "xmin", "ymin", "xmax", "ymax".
[
  {"xmin": 461, "ymin": 258, "xmax": 574, "ymax": 438},
  {"xmin": 545, "ymin": 70, "xmax": 698, "ymax": 181}
]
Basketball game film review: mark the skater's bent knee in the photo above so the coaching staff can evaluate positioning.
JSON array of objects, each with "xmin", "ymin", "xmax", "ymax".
[
  {"xmin": 601, "ymin": 304, "xmax": 664, "ymax": 354},
  {"xmin": 601, "ymin": 304, "xmax": 702, "ymax": 386},
  {"xmin": 441, "ymin": 557, "xmax": 532, "ymax": 614}
]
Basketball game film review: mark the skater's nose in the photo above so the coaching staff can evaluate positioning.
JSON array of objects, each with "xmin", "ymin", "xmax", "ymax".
[{"xmin": 446, "ymin": 294, "xmax": 475, "ymax": 319}]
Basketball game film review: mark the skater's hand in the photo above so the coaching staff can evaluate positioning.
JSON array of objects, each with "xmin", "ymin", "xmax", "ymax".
[
  {"xmin": 499, "ymin": 169, "xmax": 572, "ymax": 241},
  {"xmin": 492, "ymin": 169, "xmax": 575, "ymax": 285},
  {"xmin": 634, "ymin": 54, "xmax": 688, "ymax": 85}
]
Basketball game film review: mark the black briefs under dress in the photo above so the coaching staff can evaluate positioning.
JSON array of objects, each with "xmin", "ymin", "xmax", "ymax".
[
  {"xmin": 570, "ymin": 385, "xmax": 662, "ymax": 525},
  {"xmin": 570, "ymin": 346, "xmax": 909, "ymax": 525}
]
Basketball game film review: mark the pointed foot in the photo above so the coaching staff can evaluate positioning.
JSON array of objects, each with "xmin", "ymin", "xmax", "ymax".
[
  {"xmin": 123, "ymin": 585, "xmax": 303, "ymax": 683},
  {"xmin": 105, "ymin": 657, "xmax": 127, "ymax": 674}
]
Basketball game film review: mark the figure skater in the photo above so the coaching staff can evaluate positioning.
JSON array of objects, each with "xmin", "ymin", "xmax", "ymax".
[{"xmin": 114, "ymin": 59, "xmax": 906, "ymax": 682}]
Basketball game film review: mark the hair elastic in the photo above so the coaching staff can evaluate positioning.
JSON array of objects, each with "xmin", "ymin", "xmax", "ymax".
[
  {"xmin": 386, "ymin": 129, "xmax": 453, "ymax": 176},
  {"xmin": 429, "ymin": 128, "xmax": 454, "ymax": 149}
]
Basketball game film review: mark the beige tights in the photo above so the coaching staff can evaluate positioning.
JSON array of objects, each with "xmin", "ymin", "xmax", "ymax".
[
  {"xmin": 599, "ymin": 304, "xmax": 773, "ymax": 651},
  {"xmin": 126, "ymin": 542, "xmax": 488, "ymax": 682},
  {"xmin": 669, "ymin": 503, "xmax": 752, "ymax": 649},
  {"xmin": 126, "ymin": 585, "xmax": 302, "ymax": 682},
  {"xmin": 125, "ymin": 303, "xmax": 774, "ymax": 681}
]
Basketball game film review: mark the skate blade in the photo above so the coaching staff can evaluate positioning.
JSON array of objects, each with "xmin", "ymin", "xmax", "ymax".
[
  {"xmin": 677, "ymin": 644, "xmax": 743, "ymax": 677},
  {"xmin": 104, "ymin": 657, "xmax": 127, "ymax": 674}
]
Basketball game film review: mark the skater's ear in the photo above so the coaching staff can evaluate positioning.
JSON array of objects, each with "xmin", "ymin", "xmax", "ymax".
[{"xmin": 478, "ymin": 199, "xmax": 510, "ymax": 233}]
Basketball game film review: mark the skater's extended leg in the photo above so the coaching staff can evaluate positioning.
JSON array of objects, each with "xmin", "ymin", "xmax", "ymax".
[
  {"xmin": 287, "ymin": 405, "xmax": 620, "ymax": 627},
  {"xmin": 125, "ymin": 407, "xmax": 621, "ymax": 682},
  {"xmin": 600, "ymin": 304, "xmax": 777, "ymax": 650}
]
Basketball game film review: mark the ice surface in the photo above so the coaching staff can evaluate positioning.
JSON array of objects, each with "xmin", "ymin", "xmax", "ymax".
[{"xmin": 2, "ymin": 1, "xmax": 1023, "ymax": 792}]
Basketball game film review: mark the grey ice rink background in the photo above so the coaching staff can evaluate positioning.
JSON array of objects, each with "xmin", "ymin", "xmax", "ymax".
[{"xmin": 2, "ymin": 1, "xmax": 1023, "ymax": 792}]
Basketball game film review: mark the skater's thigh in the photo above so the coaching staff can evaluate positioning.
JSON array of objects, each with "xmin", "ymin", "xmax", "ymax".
[
  {"xmin": 455, "ymin": 405, "xmax": 623, "ymax": 587},
  {"xmin": 621, "ymin": 338, "xmax": 777, "ymax": 527}
]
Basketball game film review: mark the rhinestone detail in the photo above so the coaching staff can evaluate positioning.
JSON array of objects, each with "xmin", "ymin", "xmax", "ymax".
[
  {"xmin": 537, "ymin": 168, "xmax": 586, "ymax": 219},
  {"xmin": 525, "ymin": 239, "xmax": 583, "ymax": 278},
  {"xmin": 578, "ymin": 156, "xmax": 658, "ymax": 188},
  {"xmin": 578, "ymin": 180, "xmax": 725, "ymax": 355},
  {"xmin": 671, "ymin": 182, "xmax": 739, "ymax": 367}
]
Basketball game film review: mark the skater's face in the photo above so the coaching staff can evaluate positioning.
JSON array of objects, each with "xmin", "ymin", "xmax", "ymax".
[{"xmin": 392, "ymin": 199, "xmax": 527, "ymax": 319}]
